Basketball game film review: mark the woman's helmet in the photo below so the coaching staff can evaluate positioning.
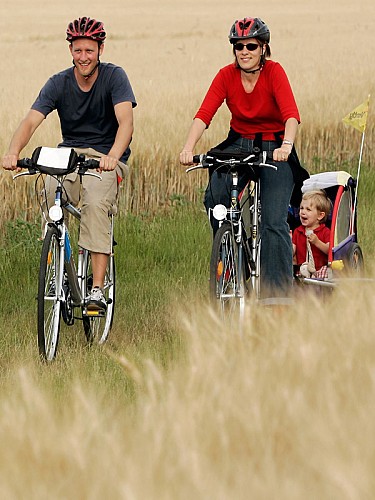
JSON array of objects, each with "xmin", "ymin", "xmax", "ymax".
[
  {"xmin": 229, "ymin": 17, "xmax": 270, "ymax": 44},
  {"xmin": 66, "ymin": 17, "xmax": 106, "ymax": 43}
]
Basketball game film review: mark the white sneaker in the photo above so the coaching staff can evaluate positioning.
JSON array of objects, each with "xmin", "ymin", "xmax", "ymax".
[{"xmin": 87, "ymin": 286, "xmax": 107, "ymax": 311}]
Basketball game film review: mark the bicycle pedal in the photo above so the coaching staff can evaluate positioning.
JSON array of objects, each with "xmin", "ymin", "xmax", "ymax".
[{"xmin": 84, "ymin": 309, "xmax": 105, "ymax": 317}]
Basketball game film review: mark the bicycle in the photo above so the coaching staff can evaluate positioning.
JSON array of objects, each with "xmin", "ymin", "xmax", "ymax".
[
  {"xmin": 15, "ymin": 147, "xmax": 115, "ymax": 361},
  {"xmin": 186, "ymin": 148, "xmax": 275, "ymax": 319}
]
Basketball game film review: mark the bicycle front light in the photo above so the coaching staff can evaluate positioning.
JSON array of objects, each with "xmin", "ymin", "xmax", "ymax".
[
  {"xmin": 49, "ymin": 205, "xmax": 63, "ymax": 222},
  {"xmin": 213, "ymin": 204, "xmax": 228, "ymax": 221}
]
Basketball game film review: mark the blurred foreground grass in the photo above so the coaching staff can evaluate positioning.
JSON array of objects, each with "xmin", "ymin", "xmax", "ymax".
[{"xmin": 0, "ymin": 272, "xmax": 375, "ymax": 498}]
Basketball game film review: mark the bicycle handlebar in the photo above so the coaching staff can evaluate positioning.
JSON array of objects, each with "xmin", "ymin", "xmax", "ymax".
[
  {"xmin": 186, "ymin": 147, "xmax": 276, "ymax": 173},
  {"xmin": 14, "ymin": 155, "xmax": 101, "ymax": 178}
]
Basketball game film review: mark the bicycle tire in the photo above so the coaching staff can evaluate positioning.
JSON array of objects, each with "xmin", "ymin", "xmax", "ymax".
[
  {"xmin": 343, "ymin": 242, "xmax": 364, "ymax": 276},
  {"xmin": 209, "ymin": 222, "xmax": 248, "ymax": 319},
  {"xmin": 37, "ymin": 225, "xmax": 62, "ymax": 361},
  {"xmin": 82, "ymin": 251, "xmax": 115, "ymax": 344}
]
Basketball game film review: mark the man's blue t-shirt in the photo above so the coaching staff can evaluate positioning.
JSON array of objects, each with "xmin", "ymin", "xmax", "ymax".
[{"xmin": 31, "ymin": 62, "xmax": 137, "ymax": 162}]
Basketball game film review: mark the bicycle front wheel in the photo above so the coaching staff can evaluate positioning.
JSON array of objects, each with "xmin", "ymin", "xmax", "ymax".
[
  {"xmin": 82, "ymin": 251, "xmax": 115, "ymax": 344},
  {"xmin": 209, "ymin": 222, "xmax": 247, "ymax": 319},
  {"xmin": 37, "ymin": 226, "xmax": 62, "ymax": 361}
]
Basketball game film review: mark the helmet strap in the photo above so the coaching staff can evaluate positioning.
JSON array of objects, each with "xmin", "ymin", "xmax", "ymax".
[
  {"xmin": 240, "ymin": 66, "xmax": 261, "ymax": 74},
  {"xmin": 72, "ymin": 59, "xmax": 100, "ymax": 80},
  {"xmin": 237, "ymin": 52, "xmax": 266, "ymax": 74},
  {"xmin": 84, "ymin": 60, "xmax": 100, "ymax": 80}
]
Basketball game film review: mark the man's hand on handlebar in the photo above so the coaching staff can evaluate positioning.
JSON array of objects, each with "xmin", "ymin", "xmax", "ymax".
[
  {"xmin": 98, "ymin": 155, "xmax": 118, "ymax": 173},
  {"xmin": 2, "ymin": 153, "xmax": 21, "ymax": 172}
]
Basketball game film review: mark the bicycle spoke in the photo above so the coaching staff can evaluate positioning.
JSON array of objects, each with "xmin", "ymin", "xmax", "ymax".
[{"xmin": 210, "ymin": 223, "xmax": 247, "ymax": 322}]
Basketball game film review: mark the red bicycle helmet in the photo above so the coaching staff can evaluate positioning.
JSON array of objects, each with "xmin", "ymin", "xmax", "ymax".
[
  {"xmin": 229, "ymin": 17, "xmax": 270, "ymax": 44},
  {"xmin": 66, "ymin": 17, "xmax": 106, "ymax": 43}
]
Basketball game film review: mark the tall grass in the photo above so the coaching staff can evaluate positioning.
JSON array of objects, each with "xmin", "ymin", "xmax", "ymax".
[{"xmin": 1, "ymin": 275, "xmax": 375, "ymax": 498}]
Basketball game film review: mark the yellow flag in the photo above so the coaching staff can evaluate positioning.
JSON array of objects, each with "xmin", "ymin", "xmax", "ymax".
[{"xmin": 342, "ymin": 95, "xmax": 370, "ymax": 133}]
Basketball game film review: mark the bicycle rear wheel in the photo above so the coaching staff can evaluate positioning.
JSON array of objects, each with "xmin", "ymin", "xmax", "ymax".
[
  {"xmin": 37, "ymin": 225, "xmax": 62, "ymax": 361},
  {"xmin": 82, "ymin": 251, "xmax": 115, "ymax": 344},
  {"xmin": 210, "ymin": 222, "xmax": 248, "ymax": 320},
  {"xmin": 343, "ymin": 242, "xmax": 364, "ymax": 275}
]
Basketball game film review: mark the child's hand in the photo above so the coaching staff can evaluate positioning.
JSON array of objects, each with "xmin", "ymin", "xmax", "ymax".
[
  {"xmin": 306, "ymin": 229, "xmax": 329, "ymax": 255},
  {"xmin": 307, "ymin": 232, "xmax": 319, "ymax": 246}
]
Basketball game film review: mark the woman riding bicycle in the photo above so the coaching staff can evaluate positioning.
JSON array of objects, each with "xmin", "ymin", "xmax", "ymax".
[{"xmin": 180, "ymin": 16, "xmax": 308, "ymax": 304}]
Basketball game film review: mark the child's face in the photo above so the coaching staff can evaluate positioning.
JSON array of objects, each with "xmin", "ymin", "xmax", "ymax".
[{"xmin": 299, "ymin": 199, "xmax": 325, "ymax": 229}]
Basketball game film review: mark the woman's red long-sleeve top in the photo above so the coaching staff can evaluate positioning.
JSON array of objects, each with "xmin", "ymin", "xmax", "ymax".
[{"xmin": 194, "ymin": 60, "xmax": 300, "ymax": 140}]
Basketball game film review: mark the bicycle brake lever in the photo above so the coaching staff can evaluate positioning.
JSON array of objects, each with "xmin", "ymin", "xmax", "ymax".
[
  {"xmin": 259, "ymin": 150, "xmax": 277, "ymax": 169},
  {"xmin": 186, "ymin": 165, "xmax": 204, "ymax": 173},
  {"xmin": 242, "ymin": 154, "xmax": 257, "ymax": 162},
  {"xmin": 12, "ymin": 170, "xmax": 35, "ymax": 180},
  {"xmin": 82, "ymin": 172, "xmax": 102, "ymax": 180},
  {"xmin": 260, "ymin": 162, "xmax": 278, "ymax": 170}
]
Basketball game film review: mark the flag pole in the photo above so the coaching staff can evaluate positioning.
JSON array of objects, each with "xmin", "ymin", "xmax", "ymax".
[
  {"xmin": 351, "ymin": 130, "xmax": 365, "ymax": 231},
  {"xmin": 342, "ymin": 94, "xmax": 370, "ymax": 233}
]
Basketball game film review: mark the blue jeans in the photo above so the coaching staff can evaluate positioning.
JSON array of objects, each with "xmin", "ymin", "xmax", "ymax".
[{"xmin": 203, "ymin": 138, "xmax": 294, "ymax": 301}]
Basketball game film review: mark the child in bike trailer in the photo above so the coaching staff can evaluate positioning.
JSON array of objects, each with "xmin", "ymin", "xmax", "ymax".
[
  {"xmin": 292, "ymin": 190, "xmax": 331, "ymax": 279},
  {"xmin": 2, "ymin": 17, "xmax": 137, "ymax": 312},
  {"xmin": 180, "ymin": 16, "xmax": 308, "ymax": 304}
]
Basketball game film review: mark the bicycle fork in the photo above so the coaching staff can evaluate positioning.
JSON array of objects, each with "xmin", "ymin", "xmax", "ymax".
[
  {"xmin": 230, "ymin": 173, "xmax": 246, "ymax": 299},
  {"xmin": 249, "ymin": 183, "xmax": 261, "ymax": 296}
]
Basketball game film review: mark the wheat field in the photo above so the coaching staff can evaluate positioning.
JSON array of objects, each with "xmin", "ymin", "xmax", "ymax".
[
  {"xmin": 1, "ymin": 0, "xmax": 374, "ymax": 221},
  {"xmin": 1, "ymin": 0, "xmax": 375, "ymax": 498}
]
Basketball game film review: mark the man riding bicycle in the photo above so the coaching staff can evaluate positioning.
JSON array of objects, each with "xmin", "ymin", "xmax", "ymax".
[{"xmin": 2, "ymin": 16, "xmax": 137, "ymax": 312}]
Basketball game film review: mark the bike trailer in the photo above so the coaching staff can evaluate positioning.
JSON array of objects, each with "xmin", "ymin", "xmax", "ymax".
[{"xmin": 294, "ymin": 170, "xmax": 364, "ymax": 286}]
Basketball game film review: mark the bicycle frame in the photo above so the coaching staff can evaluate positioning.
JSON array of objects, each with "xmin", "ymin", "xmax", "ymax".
[
  {"xmin": 42, "ymin": 175, "xmax": 115, "ymax": 356},
  {"xmin": 50, "ymin": 185, "xmax": 114, "ymax": 313},
  {"xmin": 46, "ymin": 181, "xmax": 84, "ymax": 309},
  {"xmin": 14, "ymin": 147, "xmax": 116, "ymax": 360},
  {"xmin": 188, "ymin": 149, "xmax": 275, "ymax": 316},
  {"xmin": 217, "ymin": 170, "xmax": 261, "ymax": 301},
  {"xmin": 229, "ymin": 171, "xmax": 247, "ymax": 299}
]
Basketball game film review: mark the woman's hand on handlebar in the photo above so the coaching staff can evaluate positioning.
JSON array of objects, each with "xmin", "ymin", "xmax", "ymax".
[
  {"xmin": 273, "ymin": 143, "xmax": 293, "ymax": 162},
  {"xmin": 179, "ymin": 150, "xmax": 195, "ymax": 166}
]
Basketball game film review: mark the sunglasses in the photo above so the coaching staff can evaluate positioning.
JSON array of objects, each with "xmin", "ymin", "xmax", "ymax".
[{"xmin": 233, "ymin": 42, "xmax": 260, "ymax": 52}]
